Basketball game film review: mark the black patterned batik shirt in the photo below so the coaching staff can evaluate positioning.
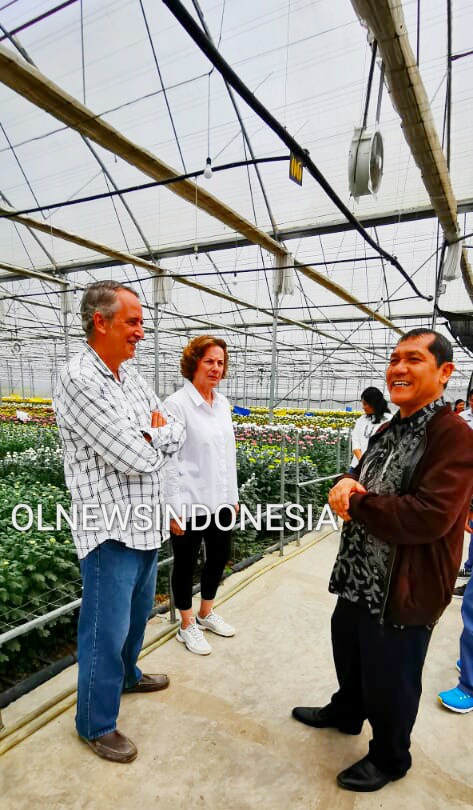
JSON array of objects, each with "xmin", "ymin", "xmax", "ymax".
[{"xmin": 329, "ymin": 398, "xmax": 445, "ymax": 616}]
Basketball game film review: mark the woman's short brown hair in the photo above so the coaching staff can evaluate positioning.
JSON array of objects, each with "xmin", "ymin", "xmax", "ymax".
[{"xmin": 180, "ymin": 335, "xmax": 229, "ymax": 381}]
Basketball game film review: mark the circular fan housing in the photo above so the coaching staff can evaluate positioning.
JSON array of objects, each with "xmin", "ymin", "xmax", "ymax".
[{"xmin": 348, "ymin": 127, "xmax": 384, "ymax": 199}]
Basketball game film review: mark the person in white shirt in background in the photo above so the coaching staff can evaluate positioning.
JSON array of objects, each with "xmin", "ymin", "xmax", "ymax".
[
  {"xmin": 349, "ymin": 387, "xmax": 392, "ymax": 473},
  {"xmin": 459, "ymin": 390, "xmax": 473, "ymax": 429},
  {"xmin": 164, "ymin": 336, "xmax": 239, "ymax": 655},
  {"xmin": 454, "ymin": 390, "xmax": 473, "ymax": 593}
]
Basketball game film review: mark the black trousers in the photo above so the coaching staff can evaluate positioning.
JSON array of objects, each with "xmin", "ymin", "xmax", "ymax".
[
  {"xmin": 170, "ymin": 511, "xmax": 232, "ymax": 610},
  {"xmin": 329, "ymin": 598, "xmax": 432, "ymax": 777}
]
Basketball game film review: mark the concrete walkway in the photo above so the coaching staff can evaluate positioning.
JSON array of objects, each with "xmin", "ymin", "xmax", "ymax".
[{"xmin": 0, "ymin": 528, "xmax": 471, "ymax": 810}]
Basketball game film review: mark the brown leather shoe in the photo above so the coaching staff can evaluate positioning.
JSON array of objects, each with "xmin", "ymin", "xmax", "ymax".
[
  {"xmin": 123, "ymin": 673, "xmax": 170, "ymax": 693},
  {"xmin": 81, "ymin": 730, "xmax": 137, "ymax": 763}
]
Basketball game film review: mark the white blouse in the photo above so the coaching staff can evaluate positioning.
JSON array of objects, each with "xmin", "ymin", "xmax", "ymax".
[
  {"xmin": 164, "ymin": 380, "xmax": 239, "ymax": 515},
  {"xmin": 350, "ymin": 412, "xmax": 392, "ymax": 469}
]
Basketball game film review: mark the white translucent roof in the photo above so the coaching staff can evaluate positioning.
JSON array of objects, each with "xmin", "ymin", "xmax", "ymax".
[{"xmin": 0, "ymin": 0, "xmax": 472, "ymax": 402}]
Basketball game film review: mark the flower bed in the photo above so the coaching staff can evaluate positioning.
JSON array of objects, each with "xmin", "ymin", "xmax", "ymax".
[
  {"xmin": 0, "ymin": 415, "xmax": 348, "ymax": 685},
  {"xmin": 235, "ymin": 423, "xmax": 349, "ymax": 507},
  {"xmin": 2, "ymin": 396, "xmax": 52, "ymax": 404},
  {"xmin": 232, "ymin": 406, "xmax": 359, "ymax": 430},
  {"xmin": 0, "ymin": 424, "xmax": 58, "ymax": 457},
  {"xmin": 0, "ymin": 400, "xmax": 56, "ymax": 426}
]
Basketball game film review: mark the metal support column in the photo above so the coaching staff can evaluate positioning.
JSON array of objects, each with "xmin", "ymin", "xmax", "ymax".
[
  {"xmin": 306, "ymin": 333, "xmax": 314, "ymax": 411},
  {"xmin": 268, "ymin": 292, "xmax": 279, "ymax": 423},
  {"xmin": 53, "ymin": 342, "xmax": 57, "ymax": 389},
  {"xmin": 279, "ymin": 433, "xmax": 286, "ymax": 556},
  {"xmin": 19, "ymin": 359, "xmax": 25, "ymax": 399},
  {"xmin": 295, "ymin": 432, "xmax": 301, "ymax": 546},
  {"xmin": 243, "ymin": 333, "xmax": 248, "ymax": 407},
  {"xmin": 162, "ymin": 352, "xmax": 166, "ymax": 399},
  {"xmin": 7, "ymin": 361, "xmax": 13, "ymax": 395},
  {"xmin": 63, "ymin": 308, "xmax": 69, "ymax": 363},
  {"xmin": 154, "ymin": 302, "xmax": 160, "ymax": 394},
  {"xmin": 61, "ymin": 286, "xmax": 71, "ymax": 363}
]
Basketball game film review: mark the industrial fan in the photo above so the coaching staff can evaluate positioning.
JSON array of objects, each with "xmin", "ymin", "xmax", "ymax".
[{"xmin": 348, "ymin": 126, "xmax": 384, "ymax": 199}]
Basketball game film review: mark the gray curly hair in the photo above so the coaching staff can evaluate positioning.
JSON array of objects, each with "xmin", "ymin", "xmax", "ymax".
[{"xmin": 81, "ymin": 280, "xmax": 139, "ymax": 338}]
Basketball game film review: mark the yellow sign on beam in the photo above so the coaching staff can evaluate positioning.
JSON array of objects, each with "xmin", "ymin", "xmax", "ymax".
[{"xmin": 289, "ymin": 152, "xmax": 303, "ymax": 186}]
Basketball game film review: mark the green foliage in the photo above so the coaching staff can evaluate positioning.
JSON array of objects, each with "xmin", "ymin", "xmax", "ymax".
[
  {"xmin": 231, "ymin": 474, "xmax": 265, "ymax": 559},
  {"xmin": 0, "ymin": 474, "xmax": 79, "ymax": 674},
  {"xmin": 0, "ymin": 425, "xmax": 77, "ymax": 679},
  {"xmin": 0, "ymin": 420, "xmax": 345, "ymax": 685}
]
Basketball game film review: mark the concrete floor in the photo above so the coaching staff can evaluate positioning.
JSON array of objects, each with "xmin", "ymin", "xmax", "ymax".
[{"xmin": 0, "ymin": 528, "xmax": 472, "ymax": 810}]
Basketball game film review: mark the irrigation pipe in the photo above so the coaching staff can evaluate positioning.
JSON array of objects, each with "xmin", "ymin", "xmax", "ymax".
[{"xmin": 0, "ymin": 525, "xmax": 338, "ymax": 756}]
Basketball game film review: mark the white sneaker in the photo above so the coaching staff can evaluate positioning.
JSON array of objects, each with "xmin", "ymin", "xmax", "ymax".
[
  {"xmin": 176, "ymin": 621, "xmax": 212, "ymax": 655},
  {"xmin": 196, "ymin": 611, "xmax": 235, "ymax": 637}
]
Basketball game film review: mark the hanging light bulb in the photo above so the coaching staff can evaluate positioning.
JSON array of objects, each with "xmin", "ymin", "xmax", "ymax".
[
  {"xmin": 232, "ymin": 272, "xmax": 238, "ymax": 286},
  {"xmin": 203, "ymin": 157, "xmax": 212, "ymax": 179}
]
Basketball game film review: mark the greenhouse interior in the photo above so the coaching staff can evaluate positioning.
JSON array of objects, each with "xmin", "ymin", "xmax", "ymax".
[{"xmin": 0, "ymin": 0, "xmax": 473, "ymax": 806}]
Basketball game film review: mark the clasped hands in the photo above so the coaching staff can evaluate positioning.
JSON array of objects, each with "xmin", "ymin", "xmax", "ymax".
[{"xmin": 328, "ymin": 477, "xmax": 367, "ymax": 522}]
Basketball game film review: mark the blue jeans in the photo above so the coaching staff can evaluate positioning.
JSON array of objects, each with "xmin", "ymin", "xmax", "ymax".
[
  {"xmin": 463, "ymin": 524, "xmax": 473, "ymax": 572},
  {"xmin": 459, "ymin": 573, "xmax": 473, "ymax": 696},
  {"xmin": 76, "ymin": 540, "xmax": 158, "ymax": 740}
]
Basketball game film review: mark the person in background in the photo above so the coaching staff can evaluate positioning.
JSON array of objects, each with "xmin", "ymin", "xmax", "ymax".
[
  {"xmin": 438, "ymin": 506, "xmax": 473, "ymax": 713},
  {"xmin": 349, "ymin": 387, "xmax": 391, "ymax": 473},
  {"xmin": 453, "ymin": 399, "xmax": 465, "ymax": 414},
  {"xmin": 454, "ymin": 517, "xmax": 473, "ymax": 595},
  {"xmin": 164, "ymin": 336, "xmax": 239, "ymax": 656},
  {"xmin": 452, "ymin": 390, "xmax": 473, "ymax": 596},
  {"xmin": 459, "ymin": 390, "xmax": 473, "ymax": 428},
  {"xmin": 54, "ymin": 281, "xmax": 185, "ymax": 763}
]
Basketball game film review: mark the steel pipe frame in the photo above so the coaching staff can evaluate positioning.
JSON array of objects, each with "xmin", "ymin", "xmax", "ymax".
[
  {"xmin": 0, "ymin": 44, "xmax": 401, "ymax": 334},
  {"xmin": 2, "ymin": 199, "xmax": 471, "ymax": 281},
  {"xmin": 0, "ymin": 219, "xmax": 389, "ymax": 359}
]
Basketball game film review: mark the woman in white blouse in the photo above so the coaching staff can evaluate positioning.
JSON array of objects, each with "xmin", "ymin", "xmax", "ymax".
[
  {"xmin": 164, "ymin": 336, "xmax": 238, "ymax": 655},
  {"xmin": 350, "ymin": 386, "xmax": 391, "ymax": 472}
]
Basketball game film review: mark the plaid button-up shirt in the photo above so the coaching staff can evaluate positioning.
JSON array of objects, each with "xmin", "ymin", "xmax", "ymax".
[{"xmin": 54, "ymin": 344, "xmax": 185, "ymax": 559}]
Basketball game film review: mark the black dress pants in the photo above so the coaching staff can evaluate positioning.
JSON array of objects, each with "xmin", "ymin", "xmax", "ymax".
[{"xmin": 329, "ymin": 598, "xmax": 432, "ymax": 777}]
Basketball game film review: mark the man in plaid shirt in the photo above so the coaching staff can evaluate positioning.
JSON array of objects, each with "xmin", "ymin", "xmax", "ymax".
[{"xmin": 54, "ymin": 280, "xmax": 185, "ymax": 763}]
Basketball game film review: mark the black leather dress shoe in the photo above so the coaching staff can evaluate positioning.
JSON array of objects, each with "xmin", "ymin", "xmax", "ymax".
[
  {"xmin": 337, "ymin": 755, "xmax": 405, "ymax": 792},
  {"xmin": 292, "ymin": 706, "xmax": 361, "ymax": 735}
]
